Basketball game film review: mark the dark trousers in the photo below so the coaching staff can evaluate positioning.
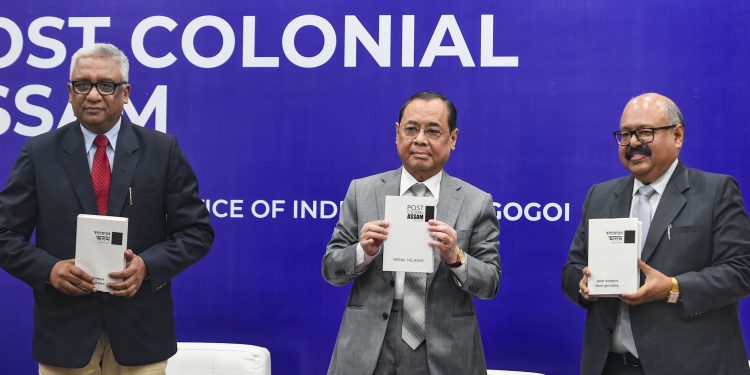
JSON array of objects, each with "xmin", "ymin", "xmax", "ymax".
[
  {"xmin": 602, "ymin": 352, "xmax": 645, "ymax": 375},
  {"xmin": 373, "ymin": 300, "xmax": 429, "ymax": 375}
]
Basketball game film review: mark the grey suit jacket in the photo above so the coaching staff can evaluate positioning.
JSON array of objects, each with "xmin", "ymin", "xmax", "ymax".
[
  {"xmin": 322, "ymin": 168, "xmax": 501, "ymax": 375},
  {"xmin": 562, "ymin": 162, "xmax": 750, "ymax": 375}
]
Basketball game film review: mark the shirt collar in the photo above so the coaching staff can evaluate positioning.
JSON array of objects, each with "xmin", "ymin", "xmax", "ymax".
[
  {"xmin": 400, "ymin": 168, "xmax": 442, "ymax": 200},
  {"xmin": 81, "ymin": 119, "xmax": 121, "ymax": 153},
  {"xmin": 632, "ymin": 158, "xmax": 679, "ymax": 197}
]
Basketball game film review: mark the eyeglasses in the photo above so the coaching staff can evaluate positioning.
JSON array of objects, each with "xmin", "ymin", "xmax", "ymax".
[
  {"xmin": 400, "ymin": 125, "xmax": 447, "ymax": 140},
  {"xmin": 613, "ymin": 124, "xmax": 678, "ymax": 146},
  {"xmin": 70, "ymin": 81, "xmax": 128, "ymax": 96}
]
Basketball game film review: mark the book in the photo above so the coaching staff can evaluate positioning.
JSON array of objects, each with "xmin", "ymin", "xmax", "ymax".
[
  {"xmin": 382, "ymin": 195, "xmax": 437, "ymax": 273},
  {"xmin": 588, "ymin": 218, "xmax": 641, "ymax": 296},
  {"xmin": 74, "ymin": 214, "xmax": 128, "ymax": 292}
]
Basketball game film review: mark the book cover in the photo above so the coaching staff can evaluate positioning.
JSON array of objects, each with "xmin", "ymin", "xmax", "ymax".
[
  {"xmin": 588, "ymin": 218, "xmax": 641, "ymax": 296},
  {"xmin": 382, "ymin": 195, "xmax": 437, "ymax": 273},
  {"xmin": 75, "ymin": 214, "xmax": 128, "ymax": 292}
]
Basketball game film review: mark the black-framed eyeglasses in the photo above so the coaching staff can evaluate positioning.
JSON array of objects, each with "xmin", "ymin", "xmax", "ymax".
[
  {"xmin": 399, "ymin": 124, "xmax": 447, "ymax": 140},
  {"xmin": 614, "ymin": 124, "xmax": 678, "ymax": 146},
  {"xmin": 70, "ymin": 81, "xmax": 128, "ymax": 96}
]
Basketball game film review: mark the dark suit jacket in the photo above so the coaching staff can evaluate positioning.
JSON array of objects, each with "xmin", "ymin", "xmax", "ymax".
[
  {"xmin": 562, "ymin": 162, "xmax": 750, "ymax": 375},
  {"xmin": 0, "ymin": 119, "xmax": 214, "ymax": 367},
  {"xmin": 322, "ymin": 169, "xmax": 501, "ymax": 375}
]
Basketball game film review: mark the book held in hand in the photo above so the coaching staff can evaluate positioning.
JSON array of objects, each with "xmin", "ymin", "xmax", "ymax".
[
  {"xmin": 75, "ymin": 214, "xmax": 128, "ymax": 292},
  {"xmin": 382, "ymin": 195, "xmax": 437, "ymax": 273},
  {"xmin": 588, "ymin": 218, "xmax": 641, "ymax": 296}
]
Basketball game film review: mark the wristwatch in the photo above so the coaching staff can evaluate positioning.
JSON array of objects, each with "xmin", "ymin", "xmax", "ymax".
[
  {"xmin": 447, "ymin": 248, "xmax": 466, "ymax": 268},
  {"xmin": 666, "ymin": 277, "xmax": 680, "ymax": 303}
]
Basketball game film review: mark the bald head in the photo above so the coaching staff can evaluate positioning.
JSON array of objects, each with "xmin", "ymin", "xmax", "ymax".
[
  {"xmin": 618, "ymin": 93, "xmax": 685, "ymax": 184},
  {"xmin": 621, "ymin": 93, "xmax": 684, "ymax": 128}
]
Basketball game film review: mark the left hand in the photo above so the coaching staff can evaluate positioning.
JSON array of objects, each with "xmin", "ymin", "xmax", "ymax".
[
  {"xmin": 428, "ymin": 219, "xmax": 460, "ymax": 264},
  {"xmin": 620, "ymin": 260, "xmax": 672, "ymax": 305},
  {"xmin": 108, "ymin": 249, "xmax": 148, "ymax": 297}
]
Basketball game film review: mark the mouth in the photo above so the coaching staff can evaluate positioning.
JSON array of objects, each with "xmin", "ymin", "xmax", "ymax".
[
  {"xmin": 410, "ymin": 151, "xmax": 431, "ymax": 160},
  {"xmin": 628, "ymin": 153, "xmax": 647, "ymax": 162},
  {"xmin": 625, "ymin": 145, "xmax": 652, "ymax": 162},
  {"xmin": 83, "ymin": 107, "xmax": 105, "ymax": 113}
]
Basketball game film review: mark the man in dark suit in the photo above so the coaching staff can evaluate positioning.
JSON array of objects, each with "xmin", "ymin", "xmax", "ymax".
[
  {"xmin": 0, "ymin": 43, "xmax": 213, "ymax": 374},
  {"xmin": 323, "ymin": 92, "xmax": 501, "ymax": 375},
  {"xmin": 562, "ymin": 92, "xmax": 750, "ymax": 375}
]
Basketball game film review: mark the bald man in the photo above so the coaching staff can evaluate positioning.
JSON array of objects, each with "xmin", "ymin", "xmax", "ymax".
[{"xmin": 562, "ymin": 93, "xmax": 750, "ymax": 375}]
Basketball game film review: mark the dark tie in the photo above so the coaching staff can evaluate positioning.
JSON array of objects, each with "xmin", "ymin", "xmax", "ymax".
[
  {"xmin": 402, "ymin": 182, "xmax": 430, "ymax": 350},
  {"xmin": 91, "ymin": 135, "xmax": 111, "ymax": 216}
]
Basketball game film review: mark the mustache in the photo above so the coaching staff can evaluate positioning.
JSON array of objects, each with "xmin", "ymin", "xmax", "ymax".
[{"xmin": 625, "ymin": 144, "xmax": 652, "ymax": 160}]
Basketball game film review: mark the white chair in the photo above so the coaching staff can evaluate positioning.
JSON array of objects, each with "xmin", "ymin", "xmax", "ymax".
[
  {"xmin": 166, "ymin": 342, "xmax": 271, "ymax": 375},
  {"xmin": 487, "ymin": 370, "xmax": 544, "ymax": 375}
]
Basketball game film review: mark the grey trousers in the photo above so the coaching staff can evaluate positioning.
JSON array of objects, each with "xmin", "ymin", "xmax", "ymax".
[{"xmin": 373, "ymin": 299, "xmax": 429, "ymax": 375}]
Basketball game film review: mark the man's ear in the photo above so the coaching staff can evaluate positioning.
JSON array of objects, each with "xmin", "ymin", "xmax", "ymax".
[
  {"xmin": 674, "ymin": 124, "xmax": 684, "ymax": 149},
  {"xmin": 122, "ymin": 84, "xmax": 131, "ymax": 104}
]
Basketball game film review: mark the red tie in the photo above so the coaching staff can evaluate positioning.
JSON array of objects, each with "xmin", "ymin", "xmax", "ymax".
[{"xmin": 91, "ymin": 135, "xmax": 111, "ymax": 215}]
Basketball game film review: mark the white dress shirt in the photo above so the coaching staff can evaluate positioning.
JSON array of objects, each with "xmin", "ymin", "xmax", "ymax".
[
  {"xmin": 611, "ymin": 158, "xmax": 679, "ymax": 356},
  {"xmin": 355, "ymin": 168, "xmax": 468, "ymax": 299},
  {"xmin": 80, "ymin": 119, "xmax": 121, "ymax": 171}
]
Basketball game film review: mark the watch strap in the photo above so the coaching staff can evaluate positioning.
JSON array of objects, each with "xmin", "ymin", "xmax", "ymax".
[
  {"xmin": 667, "ymin": 277, "xmax": 680, "ymax": 303},
  {"xmin": 447, "ymin": 248, "xmax": 465, "ymax": 268}
]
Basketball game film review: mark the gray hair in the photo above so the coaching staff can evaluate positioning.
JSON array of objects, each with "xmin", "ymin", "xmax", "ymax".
[
  {"xmin": 664, "ymin": 101, "xmax": 684, "ymax": 127},
  {"xmin": 69, "ymin": 43, "xmax": 129, "ymax": 82}
]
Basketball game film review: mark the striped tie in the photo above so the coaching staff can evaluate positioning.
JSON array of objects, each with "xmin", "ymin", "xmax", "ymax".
[{"xmin": 402, "ymin": 182, "xmax": 429, "ymax": 350}]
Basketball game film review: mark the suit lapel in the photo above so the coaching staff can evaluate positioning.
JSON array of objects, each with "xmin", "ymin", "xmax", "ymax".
[
  {"xmin": 641, "ymin": 163, "xmax": 689, "ymax": 262},
  {"xmin": 107, "ymin": 119, "xmax": 140, "ymax": 216},
  {"xmin": 376, "ymin": 169, "xmax": 401, "ymax": 221},
  {"xmin": 377, "ymin": 169, "xmax": 401, "ymax": 282},
  {"xmin": 436, "ymin": 173, "xmax": 463, "ymax": 229},
  {"xmin": 610, "ymin": 176, "xmax": 634, "ymax": 219},
  {"xmin": 60, "ymin": 123, "xmax": 98, "ymax": 214},
  {"xmin": 427, "ymin": 172, "xmax": 464, "ymax": 290}
]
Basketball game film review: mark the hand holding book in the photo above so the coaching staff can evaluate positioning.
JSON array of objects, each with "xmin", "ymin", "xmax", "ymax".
[
  {"xmin": 49, "ymin": 259, "xmax": 96, "ymax": 296},
  {"xmin": 107, "ymin": 249, "xmax": 148, "ymax": 298}
]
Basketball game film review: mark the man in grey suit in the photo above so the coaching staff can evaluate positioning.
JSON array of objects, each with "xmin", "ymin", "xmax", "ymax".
[
  {"xmin": 322, "ymin": 92, "xmax": 501, "ymax": 375},
  {"xmin": 562, "ymin": 93, "xmax": 750, "ymax": 374}
]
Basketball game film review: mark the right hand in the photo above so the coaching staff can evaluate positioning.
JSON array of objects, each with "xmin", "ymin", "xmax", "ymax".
[
  {"xmin": 49, "ymin": 259, "xmax": 96, "ymax": 296},
  {"xmin": 360, "ymin": 220, "xmax": 389, "ymax": 256},
  {"xmin": 578, "ymin": 266, "xmax": 598, "ymax": 302}
]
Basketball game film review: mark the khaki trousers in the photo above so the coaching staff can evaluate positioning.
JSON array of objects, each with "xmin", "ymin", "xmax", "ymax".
[{"xmin": 38, "ymin": 334, "xmax": 167, "ymax": 375}]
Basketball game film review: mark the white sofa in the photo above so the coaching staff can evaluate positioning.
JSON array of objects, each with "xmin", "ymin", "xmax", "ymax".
[{"xmin": 165, "ymin": 342, "xmax": 271, "ymax": 375}]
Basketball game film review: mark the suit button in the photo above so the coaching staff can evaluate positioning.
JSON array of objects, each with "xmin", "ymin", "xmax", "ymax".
[
  {"xmin": 607, "ymin": 328, "xmax": 613, "ymax": 334},
  {"xmin": 382, "ymin": 313, "xmax": 389, "ymax": 320},
  {"xmin": 389, "ymin": 281, "xmax": 395, "ymax": 287}
]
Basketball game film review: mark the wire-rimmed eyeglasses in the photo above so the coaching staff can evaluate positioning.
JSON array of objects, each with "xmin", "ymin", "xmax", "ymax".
[{"xmin": 399, "ymin": 124, "xmax": 447, "ymax": 140}]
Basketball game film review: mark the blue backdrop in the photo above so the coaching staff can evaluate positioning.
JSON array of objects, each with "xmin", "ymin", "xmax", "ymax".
[{"xmin": 1, "ymin": 1, "xmax": 749, "ymax": 374}]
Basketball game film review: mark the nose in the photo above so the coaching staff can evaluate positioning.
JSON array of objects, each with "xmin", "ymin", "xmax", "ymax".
[
  {"xmin": 85, "ymin": 86, "xmax": 103, "ymax": 101},
  {"xmin": 413, "ymin": 128, "xmax": 428, "ymax": 144},
  {"xmin": 627, "ymin": 132, "xmax": 641, "ymax": 149}
]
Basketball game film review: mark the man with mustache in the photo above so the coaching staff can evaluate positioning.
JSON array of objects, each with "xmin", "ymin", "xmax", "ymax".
[
  {"xmin": 323, "ymin": 92, "xmax": 500, "ymax": 375},
  {"xmin": 0, "ymin": 43, "xmax": 213, "ymax": 374},
  {"xmin": 562, "ymin": 93, "xmax": 750, "ymax": 374}
]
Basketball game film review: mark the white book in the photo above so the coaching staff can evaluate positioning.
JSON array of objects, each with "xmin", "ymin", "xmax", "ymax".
[
  {"xmin": 75, "ymin": 214, "xmax": 128, "ymax": 292},
  {"xmin": 382, "ymin": 195, "xmax": 437, "ymax": 273},
  {"xmin": 588, "ymin": 218, "xmax": 642, "ymax": 296}
]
